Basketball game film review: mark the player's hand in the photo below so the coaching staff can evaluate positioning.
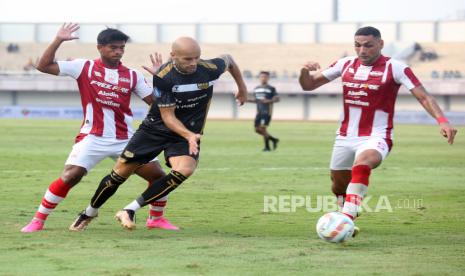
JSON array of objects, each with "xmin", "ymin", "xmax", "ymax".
[
  {"xmin": 439, "ymin": 122, "xmax": 457, "ymax": 145},
  {"xmin": 56, "ymin": 23, "xmax": 79, "ymax": 42},
  {"xmin": 302, "ymin": 61, "xmax": 321, "ymax": 72},
  {"xmin": 142, "ymin": 52, "xmax": 163, "ymax": 75},
  {"xmin": 235, "ymin": 88, "xmax": 248, "ymax": 106},
  {"xmin": 187, "ymin": 133, "xmax": 202, "ymax": 155}
]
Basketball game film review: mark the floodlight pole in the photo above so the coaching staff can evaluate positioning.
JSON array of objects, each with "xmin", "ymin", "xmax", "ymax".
[{"xmin": 332, "ymin": 0, "xmax": 339, "ymax": 22}]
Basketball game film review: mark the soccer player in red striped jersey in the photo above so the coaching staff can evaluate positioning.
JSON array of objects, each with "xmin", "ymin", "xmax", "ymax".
[
  {"xmin": 299, "ymin": 26, "xmax": 457, "ymax": 236},
  {"xmin": 21, "ymin": 23, "xmax": 178, "ymax": 233}
]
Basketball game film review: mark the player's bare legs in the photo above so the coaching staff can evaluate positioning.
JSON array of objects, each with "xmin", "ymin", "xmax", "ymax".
[
  {"xmin": 69, "ymin": 159, "xmax": 177, "ymax": 231},
  {"xmin": 134, "ymin": 162, "xmax": 180, "ymax": 230},
  {"xmin": 255, "ymin": 125, "xmax": 279, "ymax": 151},
  {"xmin": 330, "ymin": 170, "xmax": 351, "ymax": 210},
  {"xmin": 61, "ymin": 165, "xmax": 88, "ymax": 186},
  {"xmin": 116, "ymin": 156, "xmax": 196, "ymax": 230},
  {"xmin": 68, "ymin": 159, "xmax": 138, "ymax": 231},
  {"xmin": 336, "ymin": 149, "xmax": 382, "ymax": 237},
  {"xmin": 21, "ymin": 165, "xmax": 87, "ymax": 233},
  {"xmin": 339, "ymin": 149, "xmax": 382, "ymax": 216}
]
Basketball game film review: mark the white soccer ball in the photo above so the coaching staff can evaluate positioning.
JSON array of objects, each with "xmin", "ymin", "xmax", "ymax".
[{"xmin": 316, "ymin": 212, "xmax": 355, "ymax": 243}]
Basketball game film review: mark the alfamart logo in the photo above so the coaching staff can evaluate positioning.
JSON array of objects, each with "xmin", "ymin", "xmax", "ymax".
[{"xmin": 263, "ymin": 195, "xmax": 423, "ymax": 213}]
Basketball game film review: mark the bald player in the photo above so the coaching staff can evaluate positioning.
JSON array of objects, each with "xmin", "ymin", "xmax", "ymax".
[{"xmin": 86, "ymin": 37, "xmax": 248, "ymax": 230}]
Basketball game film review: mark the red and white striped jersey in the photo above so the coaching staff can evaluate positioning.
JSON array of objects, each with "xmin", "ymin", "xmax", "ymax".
[
  {"xmin": 57, "ymin": 59, "xmax": 152, "ymax": 142},
  {"xmin": 322, "ymin": 55, "xmax": 421, "ymax": 140}
]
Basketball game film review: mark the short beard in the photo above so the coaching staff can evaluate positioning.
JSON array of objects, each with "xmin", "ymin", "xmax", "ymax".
[{"xmin": 173, "ymin": 61, "xmax": 191, "ymax": 75}]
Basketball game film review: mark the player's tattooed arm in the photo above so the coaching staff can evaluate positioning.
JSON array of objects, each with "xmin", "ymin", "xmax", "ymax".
[{"xmin": 219, "ymin": 54, "xmax": 248, "ymax": 105}]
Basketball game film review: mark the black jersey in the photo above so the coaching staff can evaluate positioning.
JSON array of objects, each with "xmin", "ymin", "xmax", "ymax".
[
  {"xmin": 142, "ymin": 58, "xmax": 228, "ymax": 137},
  {"xmin": 254, "ymin": 84, "xmax": 277, "ymax": 115}
]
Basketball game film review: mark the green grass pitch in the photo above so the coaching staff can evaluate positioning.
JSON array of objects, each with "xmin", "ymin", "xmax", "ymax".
[{"xmin": 1, "ymin": 119, "xmax": 464, "ymax": 275}]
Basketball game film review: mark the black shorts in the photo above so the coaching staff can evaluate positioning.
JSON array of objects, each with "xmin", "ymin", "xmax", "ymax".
[
  {"xmin": 254, "ymin": 114, "xmax": 271, "ymax": 127},
  {"xmin": 120, "ymin": 127, "xmax": 199, "ymax": 167}
]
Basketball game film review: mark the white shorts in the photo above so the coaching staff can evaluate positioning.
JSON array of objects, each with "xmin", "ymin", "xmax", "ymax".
[
  {"xmin": 329, "ymin": 136, "xmax": 391, "ymax": 170},
  {"xmin": 65, "ymin": 135, "xmax": 158, "ymax": 172}
]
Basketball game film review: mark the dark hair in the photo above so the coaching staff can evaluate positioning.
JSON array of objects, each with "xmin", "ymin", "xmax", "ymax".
[
  {"xmin": 97, "ymin": 28, "xmax": 130, "ymax": 45},
  {"xmin": 355, "ymin": 26, "xmax": 381, "ymax": 38},
  {"xmin": 259, "ymin": 71, "xmax": 270, "ymax": 76}
]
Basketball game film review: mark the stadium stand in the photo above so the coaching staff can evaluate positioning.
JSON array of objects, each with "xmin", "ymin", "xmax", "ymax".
[{"xmin": 2, "ymin": 42, "xmax": 465, "ymax": 79}]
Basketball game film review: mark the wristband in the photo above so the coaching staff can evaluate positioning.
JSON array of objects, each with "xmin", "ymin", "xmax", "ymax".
[{"xmin": 437, "ymin": 117, "xmax": 449, "ymax": 124}]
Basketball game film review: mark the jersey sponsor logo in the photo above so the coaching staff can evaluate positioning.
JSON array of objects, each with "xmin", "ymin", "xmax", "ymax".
[
  {"xmin": 197, "ymin": 82, "xmax": 210, "ymax": 90},
  {"xmin": 187, "ymin": 93, "xmax": 208, "ymax": 103},
  {"xmin": 370, "ymin": 71, "xmax": 384, "ymax": 77},
  {"xmin": 178, "ymin": 102, "xmax": 199, "ymax": 109},
  {"xmin": 342, "ymin": 82, "xmax": 380, "ymax": 90},
  {"xmin": 172, "ymin": 80, "xmax": 216, "ymax": 93},
  {"xmin": 344, "ymin": 99, "xmax": 369, "ymax": 106},
  {"xmin": 347, "ymin": 90, "xmax": 368, "ymax": 97},
  {"xmin": 90, "ymin": 80, "xmax": 129, "ymax": 93},
  {"xmin": 98, "ymin": 90, "xmax": 119, "ymax": 98},
  {"xmin": 95, "ymin": 98, "xmax": 120, "ymax": 107},
  {"xmin": 119, "ymin": 77, "xmax": 130, "ymax": 83}
]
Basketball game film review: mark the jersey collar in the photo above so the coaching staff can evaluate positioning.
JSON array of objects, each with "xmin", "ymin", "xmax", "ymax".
[{"xmin": 94, "ymin": 58, "xmax": 124, "ymax": 70}]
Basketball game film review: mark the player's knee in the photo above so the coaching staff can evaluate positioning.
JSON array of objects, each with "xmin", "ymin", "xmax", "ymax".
[
  {"xmin": 61, "ymin": 166, "xmax": 86, "ymax": 186},
  {"xmin": 175, "ymin": 167, "xmax": 195, "ymax": 177},
  {"xmin": 171, "ymin": 163, "xmax": 196, "ymax": 178}
]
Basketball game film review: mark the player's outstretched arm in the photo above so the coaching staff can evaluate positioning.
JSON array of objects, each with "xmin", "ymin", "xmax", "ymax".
[
  {"xmin": 299, "ymin": 61, "xmax": 330, "ymax": 91},
  {"xmin": 411, "ymin": 85, "xmax": 458, "ymax": 144},
  {"xmin": 36, "ymin": 23, "xmax": 80, "ymax": 75},
  {"xmin": 263, "ymin": 96, "xmax": 280, "ymax": 104},
  {"xmin": 220, "ymin": 54, "xmax": 248, "ymax": 105},
  {"xmin": 142, "ymin": 52, "xmax": 163, "ymax": 76},
  {"xmin": 159, "ymin": 107, "xmax": 201, "ymax": 155}
]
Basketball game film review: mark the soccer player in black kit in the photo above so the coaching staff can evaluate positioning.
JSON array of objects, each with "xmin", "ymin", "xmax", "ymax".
[
  {"xmin": 86, "ymin": 37, "xmax": 248, "ymax": 229},
  {"xmin": 249, "ymin": 71, "xmax": 280, "ymax": 151}
]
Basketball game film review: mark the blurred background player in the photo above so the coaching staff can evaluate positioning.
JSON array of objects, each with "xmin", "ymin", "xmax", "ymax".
[
  {"xmin": 82, "ymin": 37, "xmax": 248, "ymax": 230},
  {"xmin": 21, "ymin": 23, "xmax": 178, "ymax": 233},
  {"xmin": 248, "ymin": 71, "xmax": 280, "ymax": 151},
  {"xmin": 299, "ymin": 26, "xmax": 457, "ymax": 236}
]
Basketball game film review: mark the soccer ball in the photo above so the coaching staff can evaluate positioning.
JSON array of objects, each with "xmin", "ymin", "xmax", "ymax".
[{"xmin": 316, "ymin": 212, "xmax": 355, "ymax": 243}]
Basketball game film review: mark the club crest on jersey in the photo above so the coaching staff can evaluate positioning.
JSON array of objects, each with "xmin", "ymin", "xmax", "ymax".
[
  {"xmin": 119, "ymin": 77, "xmax": 130, "ymax": 83},
  {"xmin": 94, "ymin": 71, "xmax": 102, "ymax": 77},
  {"xmin": 123, "ymin": 150, "xmax": 134, "ymax": 158},
  {"xmin": 197, "ymin": 82, "xmax": 210, "ymax": 90}
]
